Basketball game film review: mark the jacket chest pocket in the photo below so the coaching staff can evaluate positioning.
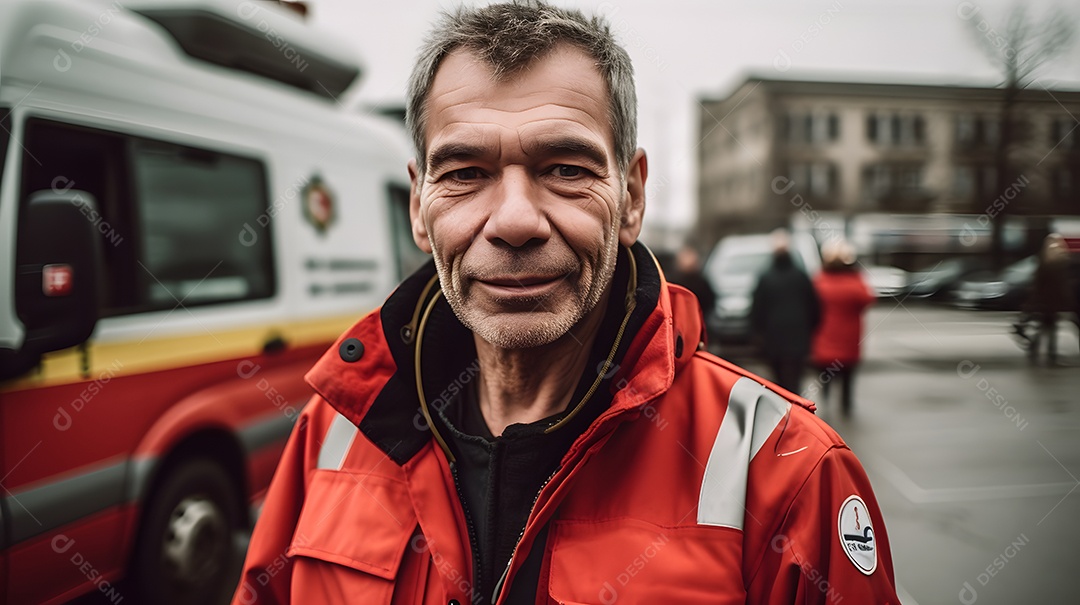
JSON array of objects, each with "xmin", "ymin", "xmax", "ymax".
[
  {"xmin": 545, "ymin": 519, "xmax": 747, "ymax": 605},
  {"xmin": 286, "ymin": 470, "xmax": 435, "ymax": 604}
]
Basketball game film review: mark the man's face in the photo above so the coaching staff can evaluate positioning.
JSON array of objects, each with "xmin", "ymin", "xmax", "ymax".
[{"xmin": 409, "ymin": 45, "xmax": 646, "ymax": 349}]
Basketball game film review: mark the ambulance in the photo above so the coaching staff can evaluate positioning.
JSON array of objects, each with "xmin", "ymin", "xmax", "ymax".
[{"xmin": 0, "ymin": 0, "xmax": 419, "ymax": 602}]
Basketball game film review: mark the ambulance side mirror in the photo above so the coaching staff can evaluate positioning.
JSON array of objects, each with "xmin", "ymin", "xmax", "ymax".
[{"xmin": 5, "ymin": 190, "xmax": 103, "ymax": 377}]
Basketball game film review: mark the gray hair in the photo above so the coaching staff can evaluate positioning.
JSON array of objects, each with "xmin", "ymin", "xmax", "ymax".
[{"xmin": 406, "ymin": 1, "xmax": 638, "ymax": 175}]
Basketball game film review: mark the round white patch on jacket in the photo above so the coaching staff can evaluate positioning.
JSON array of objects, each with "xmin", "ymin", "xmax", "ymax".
[{"xmin": 838, "ymin": 494, "xmax": 877, "ymax": 575}]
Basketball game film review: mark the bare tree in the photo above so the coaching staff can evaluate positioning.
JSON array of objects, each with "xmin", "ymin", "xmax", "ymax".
[{"xmin": 963, "ymin": 4, "xmax": 1073, "ymax": 268}]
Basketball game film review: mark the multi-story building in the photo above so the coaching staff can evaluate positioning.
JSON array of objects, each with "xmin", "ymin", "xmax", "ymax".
[{"xmin": 696, "ymin": 75, "xmax": 1080, "ymax": 255}]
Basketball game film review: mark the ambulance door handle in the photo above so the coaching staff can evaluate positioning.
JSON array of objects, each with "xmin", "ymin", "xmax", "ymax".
[{"xmin": 263, "ymin": 334, "xmax": 288, "ymax": 355}]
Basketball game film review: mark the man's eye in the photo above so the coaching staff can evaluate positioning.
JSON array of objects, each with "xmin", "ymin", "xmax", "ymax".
[
  {"xmin": 449, "ymin": 167, "xmax": 481, "ymax": 181},
  {"xmin": 553, "ymin": 165, "xmax": 584, "ymax": 178}
]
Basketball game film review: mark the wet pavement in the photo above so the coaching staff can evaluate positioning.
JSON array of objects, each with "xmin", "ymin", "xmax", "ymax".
[{"xmin": 726, "ymin": 302, "xmax": 1080, "ymax": 605}]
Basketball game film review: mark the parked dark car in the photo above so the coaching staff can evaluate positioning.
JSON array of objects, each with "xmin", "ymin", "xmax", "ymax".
[
  {"xmin": 950, "ymin": 256, "xmax": 1038, "ymax": 310},
  {"xmin": 906, "ymin": 257, "xmax": 991, "ymax": 300}
]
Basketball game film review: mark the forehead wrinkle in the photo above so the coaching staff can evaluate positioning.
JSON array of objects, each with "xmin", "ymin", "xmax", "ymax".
[
  {"xmin": 436, "ymin": 99, "xmax": 604, "ymax": 130},
  {"xmin": 427, "ymin": 129, "xmax": 503, "ymax": 173},
  {"xmin": 518, "ymin": 132, "xmax": 610, "ymax": 173}
]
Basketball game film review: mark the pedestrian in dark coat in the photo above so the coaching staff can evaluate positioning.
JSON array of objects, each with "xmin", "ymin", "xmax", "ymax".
[
  {"xmin": 811, "ymin": 240, "xmax": 876, "ymax": 417},
  {"xmin": 1025, "ymin": 233, "xmax": 1075, "ymax": 365},
  {"xmin": 668, "ymin": 245, "xmax": 716, "ymax": 333},
  {"xmin": 750, "ymin": 231, "xmax": 820, "ymax": 395}
]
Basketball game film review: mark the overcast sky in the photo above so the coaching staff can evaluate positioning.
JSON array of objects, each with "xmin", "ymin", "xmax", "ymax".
[{"xmin": 306, "ymin": 0, "xmax": 1080, "ymax": 239}]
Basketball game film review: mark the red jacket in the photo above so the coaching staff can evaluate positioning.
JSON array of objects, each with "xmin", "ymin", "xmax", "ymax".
[
  {"xmin": 811, "ymin": 270, "xmax": 877, "ymax": 367},
  {"xmin": 233, "ymin": 255, "xmax": 898, "ymax": 605}
]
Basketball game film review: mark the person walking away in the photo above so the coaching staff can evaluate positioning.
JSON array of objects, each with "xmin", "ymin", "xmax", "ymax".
[
  {"xmin": 667, "ymin": 244, "xmax": 716, "ymax": 331},
  {"xmin": 750, "ymin": 230, "xmax": 820, "ymax": 394},
  {"xmin": 1025, "ymin": 233, "xmax": 1075, "ymax": 365},
  {"xmin": 811, "ymin": 240, "xmax": 876, "ymax": 417}
]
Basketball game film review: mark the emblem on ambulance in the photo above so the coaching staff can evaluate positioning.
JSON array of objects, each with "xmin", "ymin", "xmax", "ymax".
[
  {"xmin": 838, "ymin": 494, "xmax": 877, "ymax": 575},
  {"xmin": 303, "ymin": 174, "xmax": 336, "ymax": 234}
]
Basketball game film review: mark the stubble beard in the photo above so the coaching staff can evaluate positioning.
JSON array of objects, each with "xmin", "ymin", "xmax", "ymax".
[{"xmin": 431, "ymin": 220, "xmax": 621, "ymax": 350}]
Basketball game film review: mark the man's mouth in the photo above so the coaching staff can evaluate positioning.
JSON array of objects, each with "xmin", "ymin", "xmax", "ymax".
[{"xmin": 475, "ymin": 274, "xmax": 566, "ymax": 297}]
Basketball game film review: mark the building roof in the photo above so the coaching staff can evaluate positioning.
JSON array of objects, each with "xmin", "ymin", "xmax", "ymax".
[{"xmin": 703, "ymin": 72, "xmax": 1080, "ymax": 106}]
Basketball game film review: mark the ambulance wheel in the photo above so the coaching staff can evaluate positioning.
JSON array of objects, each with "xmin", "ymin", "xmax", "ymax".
[{"xmin": 132, "ymin": 458, "xmax": 241, "ymax": 605}]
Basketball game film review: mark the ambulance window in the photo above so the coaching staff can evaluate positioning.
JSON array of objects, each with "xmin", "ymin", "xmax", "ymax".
[
  {"xmin": 20, "ymin": 119, "xmax": 274, "ymax": 315},
  {"xmin": 386, "ymin": 183, "xmax": 428, "ymax": 281},
  {"xmin": 131, "ymin": 140, "xmax": 274, "ymax": 307},
  {"xmin": 20, "ymin": 119, "xmax": 138, "ymax": 314}
]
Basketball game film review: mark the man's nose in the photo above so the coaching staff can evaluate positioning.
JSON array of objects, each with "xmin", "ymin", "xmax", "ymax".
[{"xmin": 482, "ymin": 168, "xmax": 551, "ymax": 248}]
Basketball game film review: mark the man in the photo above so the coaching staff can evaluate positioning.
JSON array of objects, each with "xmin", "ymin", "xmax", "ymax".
[
  {"xmin": 751, "ymin": 230, "xmax": 821, "ymax": 395},
  {"xmin": 668, "ymin": 244, "xmax": 717, "ymax": 323},
  {"xmin": 234, "ymin": 3, "xmax": 899, "ymax": 604}
]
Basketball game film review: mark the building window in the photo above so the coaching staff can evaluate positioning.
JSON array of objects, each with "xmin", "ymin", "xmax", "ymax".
[
  {"xmin": 982, "ymin": 118, "xmax": 999, "ymax": 146},
  {"xmin": 862, "ymin": 163, "xmax": 924, "ymax": 201},
  {"xmin": 1050, "ymin": 117, "xmax": 1079, "ymax": 150},
  {"xmin": 912, "ymin": 116, "xmax": 926, "ymax": 144},
  {"xmin": 980, "ymin": 166, "xmax": 997, "ymax": 194},
  {"xmin": 867, "ymin": 112, "xmax": 925, "ymax": 146},
  {"xmin": 956, "ymin": 115, "xmax": 975, "ymax": 144},
  {"xmin": 955, "ymin": 114, "xmax": 1000, "ymax": 148},
  {"xmin": 1054, "ymin": 167, "xmax": 1074, "ymax": 198},
  {"xmin": 953, "ymin": 165, "xmax": 996, "ymax": 198},
  {"xmin": 782, "ymin": 111, "xmax": 840, "ymax": 145},
  {"xmin": 784, "ymin": 161, "xmax": 839, "ymax": 197},
  {"xmin": 953, "ymin": 166, "xmax": 974, "ymax": 197}
]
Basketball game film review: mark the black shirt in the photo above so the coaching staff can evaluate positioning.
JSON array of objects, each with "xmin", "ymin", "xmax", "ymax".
[{"xmin": 428, "ymin": 246, "xmax": 656, "ymax": 604}]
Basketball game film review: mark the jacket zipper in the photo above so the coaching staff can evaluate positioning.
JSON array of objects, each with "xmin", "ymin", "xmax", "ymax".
[
  {"xmin": 490, "ymin": 409, "xmax": 639, "ymax": 604},
  {"xmin": 490, "ymin": 465, "xmax": 560, "ymax": 605},
  {"xmin": 449, "ymin": 462, "xmax": 482, "ymax": 604}
]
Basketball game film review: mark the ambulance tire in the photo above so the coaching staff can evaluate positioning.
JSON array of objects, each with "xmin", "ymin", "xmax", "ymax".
[{"xmin": 132, "ymin": 458, "xmax": 241, "ymax": 605}]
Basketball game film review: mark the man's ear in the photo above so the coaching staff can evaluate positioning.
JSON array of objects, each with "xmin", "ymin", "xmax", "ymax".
[
  {"xmin": 408, "ymin": 159, "xmax": 433, "ymax": 254},
  {"xmin": 619, "ymin": 148, "xmax": 647, "ymax": 247}
]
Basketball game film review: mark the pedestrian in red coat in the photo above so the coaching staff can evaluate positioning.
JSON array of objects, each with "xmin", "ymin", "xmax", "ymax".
[{"xmin": 811, "ymin": 240, "xmax": 876, "ymax": 416}]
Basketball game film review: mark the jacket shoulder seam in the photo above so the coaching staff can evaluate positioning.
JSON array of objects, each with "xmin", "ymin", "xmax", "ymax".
[
  {"xmin": 743, "ymin": 443, "xmax": 850, "ymax": 585},
  {"xmin": 690, "ymin": 351, "xmax": 817, "ymax": 411}
]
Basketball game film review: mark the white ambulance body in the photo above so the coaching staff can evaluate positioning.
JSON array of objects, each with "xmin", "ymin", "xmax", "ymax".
[{"xmin": 0, "ymin": 0, "xmax": 418, "ymax": 602}]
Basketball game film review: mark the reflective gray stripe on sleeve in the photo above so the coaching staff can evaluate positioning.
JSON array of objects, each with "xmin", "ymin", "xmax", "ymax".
[
  {"xmin": 697, "ymin": 376, "xmax": 791, "ymax": 530},
  {"xmin": 317, "ymin": 412, "xmax": 359, "ymax": 470}
]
